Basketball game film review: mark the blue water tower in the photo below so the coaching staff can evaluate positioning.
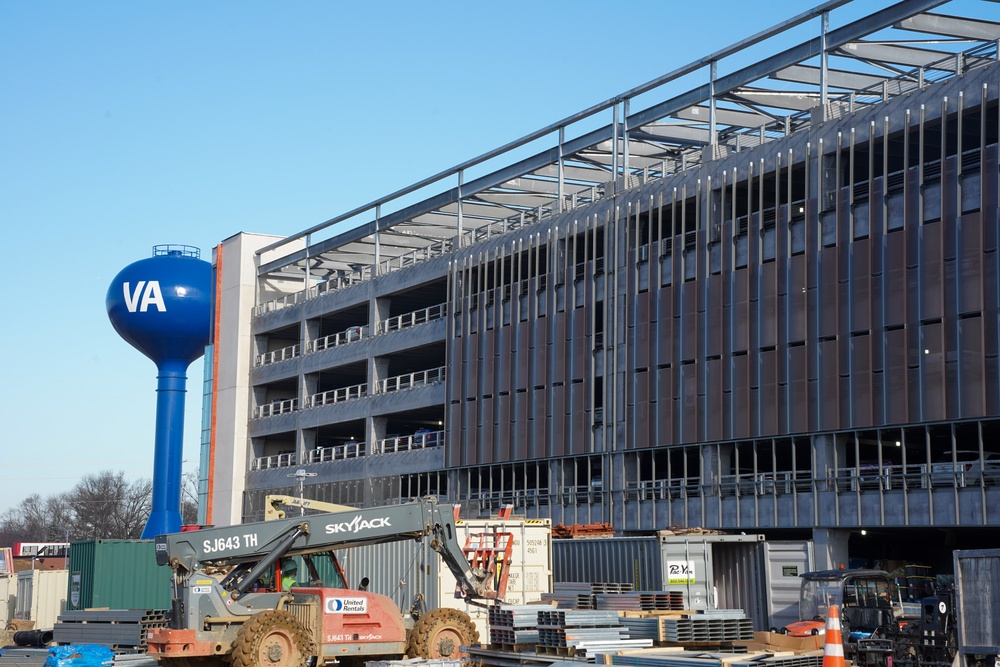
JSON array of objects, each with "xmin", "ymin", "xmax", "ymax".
[{"xmin": 106, "ymin": 245, "xmax": 212, "ymax": 538}]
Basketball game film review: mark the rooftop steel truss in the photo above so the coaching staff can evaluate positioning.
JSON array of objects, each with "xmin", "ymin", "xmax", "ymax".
[{"xmin": 255, "ymin": 0, "xmax": 1000, "ymax": 290}]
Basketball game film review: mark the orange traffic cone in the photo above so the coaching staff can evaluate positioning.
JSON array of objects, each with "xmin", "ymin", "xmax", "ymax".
[{"xmin": 822, "ymin": 605, "xmax": 846, "ymax": 667}]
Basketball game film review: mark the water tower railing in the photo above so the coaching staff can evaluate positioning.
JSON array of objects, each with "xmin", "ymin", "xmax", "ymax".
[{"xmin": 152, "ymin": 244, "xmax": 201, "ymax": 258}]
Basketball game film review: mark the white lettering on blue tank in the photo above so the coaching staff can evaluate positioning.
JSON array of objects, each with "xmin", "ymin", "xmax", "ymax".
[{"xmin": 123, "ymin": 281, "xmax": 166, "ymax": 313}]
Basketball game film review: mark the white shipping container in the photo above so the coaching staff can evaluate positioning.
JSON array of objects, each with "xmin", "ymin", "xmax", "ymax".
[
  {"xmin": 337, "ymin": 517, "xmax": 552, "ymax": 640},
  {"xmin": 14, "ymin": 569, "xmax": 68, "ymax": 629},
  {"xmin": 0, "ymin": 573, "xmax": 17, "ymax": 628}
]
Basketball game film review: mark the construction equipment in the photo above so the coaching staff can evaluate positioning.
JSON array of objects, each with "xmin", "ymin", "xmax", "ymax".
[
  {"xmin": 784, "ymin": 568, "xmax": 964, "ymax": 667},
  {"xmin": 147, "ymin": 497, "xmax": 512, "ymax": 667}
]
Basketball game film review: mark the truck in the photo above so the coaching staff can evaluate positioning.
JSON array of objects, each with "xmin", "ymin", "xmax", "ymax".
[{"xmin": 146, "ymin": 497, "xmax": 512, "ymax": 667}]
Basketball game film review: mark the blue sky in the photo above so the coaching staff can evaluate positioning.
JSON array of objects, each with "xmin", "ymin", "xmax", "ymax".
[{"xmin": 0, "ymin": 0, "xmax": 961, "ymax": 515}]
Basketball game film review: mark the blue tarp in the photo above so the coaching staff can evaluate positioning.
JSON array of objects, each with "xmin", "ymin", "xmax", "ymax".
[{"xmin": 44, "ymin": 645, "xmax": 114, "ymax": 667}]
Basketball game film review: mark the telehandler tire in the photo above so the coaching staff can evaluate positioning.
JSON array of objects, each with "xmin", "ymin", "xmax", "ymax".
[
  {"xmin": 406, "ymin": 608, "xmax": 479, "ymax": 659},
  {"xmin": 227, "ymin": 610, "xmax": 316, "ymax": 667}
]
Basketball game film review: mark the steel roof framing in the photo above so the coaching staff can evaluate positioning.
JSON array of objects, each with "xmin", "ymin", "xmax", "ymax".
[{"xmin": 255, "ymin": 0, "xmax": 998, "ymax": 289}]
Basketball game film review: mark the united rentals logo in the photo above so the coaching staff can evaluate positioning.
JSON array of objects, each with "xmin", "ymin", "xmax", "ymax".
[
  {"xmin": 325, "ymin": 597, "xmax": 368, "ymax": 614},
  {"xmin": 324, "ymin": 515, "xmax": 391, "ymax": 535}
]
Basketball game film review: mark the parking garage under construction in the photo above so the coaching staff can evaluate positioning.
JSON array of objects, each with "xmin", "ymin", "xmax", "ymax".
[{"xmin": 203, "ymin": 0, "xmax": 1000, "ymax": 570}]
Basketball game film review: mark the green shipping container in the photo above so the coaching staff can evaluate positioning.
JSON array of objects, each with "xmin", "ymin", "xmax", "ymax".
[{"xmin": 67, "ymin": 540, "xmax": 171, "ymax": 610}]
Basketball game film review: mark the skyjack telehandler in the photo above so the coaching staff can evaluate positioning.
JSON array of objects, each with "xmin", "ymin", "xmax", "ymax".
[{"xmin": 147, "ymin": 497, "xmax": 512, "ymax": 667}]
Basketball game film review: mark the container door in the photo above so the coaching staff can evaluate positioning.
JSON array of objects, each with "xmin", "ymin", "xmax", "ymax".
[
  {"xmin": 658, "ymin": 534, "xmax": 765, "ymax": 613},
  {"xmin": 14, "ymin": 571, "xmax": 34, "ymax": 620},
  {"xmin": 764, "ymin": 540, "xmax": 815, "ymax": 631}
]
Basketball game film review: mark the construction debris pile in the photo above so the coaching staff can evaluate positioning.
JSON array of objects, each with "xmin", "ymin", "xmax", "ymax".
[{"xmin": 472, "ymin": 582, "xmax": 820, "ymax": 667}]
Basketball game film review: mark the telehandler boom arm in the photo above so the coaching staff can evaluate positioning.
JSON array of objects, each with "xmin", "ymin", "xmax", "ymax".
[{"xmin": 155, "ymin": 497, "xmax": 498, "ymax": 600}]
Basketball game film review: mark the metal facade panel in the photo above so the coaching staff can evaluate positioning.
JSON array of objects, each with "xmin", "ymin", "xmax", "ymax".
[
  {"xmin": 851, "ymin": 333, "xmax": 873, "ymax": 427},
  {"xmin": 732, "ymin": 271, "xmax": 749, "ymax": 352},
  {"xmin": 481, "ymin": 397, "xmax": 495, "ymax": 463},
  {"xmin": 851, "ymin": 238, "xmax": 872, "ymax": 332},
  {"xmin": 533, "ymin": 321, "xmax": 548, "ymax": 389},
  {"xmin": 731, "ymin": 355, "xmax": 749, "ymax": 438},
  {"xmin": 467, "ymin": 332, "xmax": 479, "ymax": 399},
  {"xmin": 921, "ymin": 221, "xmax": 944, "ymax": 320},
  {"xmin": 819, "ymin": 248, "xmax": 839, "ymax": 339},
  {"xmin": 657, "ymin": 285, "xmax": 674, "ymax": 364},
  {"xmin": 531, "ymin": 389, "xmax": 547, "ymax": 458},
  {"xmin": 550, "ymin": 386, "xmax": 566, "ymax": 457},
  {"xmin": 884, "ymin": 231, "xmax": 906, "ymax": 326},
  {"xmin": 496, "ymin": 394, "xmax": 511, "ymax": 459},
  {"xmin": 759, "ymin": 264, "xmax": 777, "ymax": 349},
  {"xmin": 498, "ymin": 327, "xmax": 511, "ymax": 394},
  {"xmin": 484, "ymin": 333, "xmax": 496, "ymax": 381},
  {"xmin": 553, "ymin": 313, "xmax": 567, "ymax": 380},
  {"xmin": 788, "ymin": 345, "xmax": 808, "ymax": 433},
  {"xmin": 984, "ymin": 145, "xmax": 999, "ymax": 253},
  {"xmin": 960, "ymin": 213, "xmax": 983, "ymax": 314},
  {"xmin": 635, "ymin": 291, "xmax": 651, "ymax": 369},
  {"xmin": 819, "ymin": 340, "xmax": 839, "ymax": 429},
  {"xmin": 884, "ymin": 328, "xmax": 908, "ymax": 424},
  {"xmin": 788, "ymin": 255, "xmax": 807, "ymax": 342},
  {"xmin": 657, "ymin": 367, "xmax": 674, "ymax": 445},
  {"xmin": 921, "ymin": 321, "xmax": 946, "ymax": 421},
  {"xmin": 959, "ymin": 317, "xmax": 985, "ymax": 418},
  {"xmin": 517, "ymin": 323, "xmax": 530, "ymax": 389},
  {"xmin": 634, "ymin": 370, "xmax": 651, "ymax": 448},
  {"xmin": 510, "ymin": 391, "xmax": 531, "ymax": 461},
  {"xmin": 759, "ymin": 349, "xmax": 777, "ymax": 435},
  {"xmin": 681, "ymin": 363, "xmax": 698, "ymax": 443},
  {"xmin": 707, "ymin": 275, "xmax": 723, "ymax": 357},
  {"xmin": 706, "ymin": 359, "xmax": 723, "ymax": 441},
  {"xmin": 681, "ymin": 281, "xmax": 697, "ymax": 361},
  {"xmin": 570, "ymin": 382, "xmax": 587, "ymax": 452},
  {"xmin": 572, "ymin": 318, "xmax": 588, "ymax": 382}
]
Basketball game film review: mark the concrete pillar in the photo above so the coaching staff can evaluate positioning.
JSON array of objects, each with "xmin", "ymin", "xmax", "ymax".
[{"xmin": 813, "ymin": 527, "xmax": 851, "ymax": 570}]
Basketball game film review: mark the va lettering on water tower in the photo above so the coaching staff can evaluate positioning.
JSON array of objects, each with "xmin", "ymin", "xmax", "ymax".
[{"xmin": 123, "ymin": 281, "xmax": 167, "ymax": 313}]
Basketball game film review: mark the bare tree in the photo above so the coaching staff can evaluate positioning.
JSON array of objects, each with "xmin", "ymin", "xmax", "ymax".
[
  {"xmin": 182, "ymin": 470, "xmax": 200, "ymax": 526},
  {"xmin": 0, "ymin": 493, "xmax": 74, "ymax": 544},
  {"xmin": 67, "ymin": 471, "xmax": 152, "ymax": 540},
  {"xmin": 1, "ymin": 469, "xmax": 205, "ymax": 542}
]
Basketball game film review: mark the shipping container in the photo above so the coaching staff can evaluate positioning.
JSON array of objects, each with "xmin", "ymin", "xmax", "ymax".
[
  {"xmin": 13, "ymin": 569, "xmax": 68, "ymax": 628},
  {"xmin": 0, "ymin": 573, "xmax": 16, "ymax": 627},
  {"xmin": 659, "ymin": 534, "xmax": 766, "ymax": 614},
  {"xmin": 67, "ymin": 540, "xmax": 171, "ymax": 611},
  {"xmin": 763, "ymin": 540, "xmax": 814, "ymax": 631},
  {"xmin": 338, "ymin": 517, "xmax": 552, "ymax": 639},
  {"xmin": 953, "ymin": 548, "xmax": 1000, "ymax": 658},
  {"xmin": 553, "ymin": 533, "xmax": 804, "ymax": 631},
  {"xmin": 552, "ymin": 536, "xmax": 660, "ymax": 590}
]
